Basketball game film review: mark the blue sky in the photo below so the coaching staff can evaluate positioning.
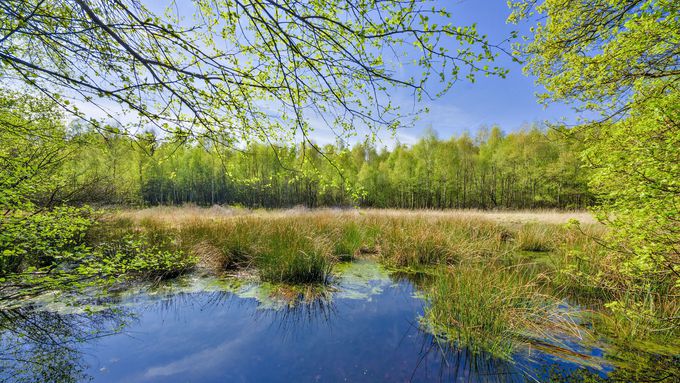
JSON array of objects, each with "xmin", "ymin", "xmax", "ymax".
[
  {"xmin": 388, "ymin": 0, "xmax": 575, "ymax": 143},
  {"xmin": 293, "ymin": 0, "xmax": 577, "ymax": 146}
]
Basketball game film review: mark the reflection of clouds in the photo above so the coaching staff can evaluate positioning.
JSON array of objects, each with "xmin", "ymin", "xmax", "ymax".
[
  {"xmin": 6, "ymin": 262, "xmax": 625, "ymax": 382},
  {"xmin": 142, "ymin": 334, "xmax": 251, "ymax": 379}
]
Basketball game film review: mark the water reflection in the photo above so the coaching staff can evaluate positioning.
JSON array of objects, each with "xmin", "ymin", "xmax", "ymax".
[
  {"xmin": 0, "ymin": 261, "xmax": 671, "ymax": 382},
  {"xmin": 0, "ymin": 305, "xmax": 129, "ymax": 383}
]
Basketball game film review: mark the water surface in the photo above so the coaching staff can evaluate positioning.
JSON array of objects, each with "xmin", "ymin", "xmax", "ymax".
[{"xmin": 0, "ymin": 261, "xmax": 661, "ymax": 382}]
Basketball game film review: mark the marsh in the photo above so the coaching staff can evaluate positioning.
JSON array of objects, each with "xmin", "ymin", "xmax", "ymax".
[{"xmin": 2, "ymin": 209, "xmax": 677, "ymax": 382}]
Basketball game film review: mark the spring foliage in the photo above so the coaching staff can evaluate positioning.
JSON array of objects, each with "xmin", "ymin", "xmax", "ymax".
[{"xmin": 511, "ymin": 0, "xmax": 679, "ymax": 318}]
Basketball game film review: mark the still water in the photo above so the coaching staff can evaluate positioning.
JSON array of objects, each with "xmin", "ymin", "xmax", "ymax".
[{"xmin": 0, "ymin": 261, "xmax": 627, "ymax": 382}]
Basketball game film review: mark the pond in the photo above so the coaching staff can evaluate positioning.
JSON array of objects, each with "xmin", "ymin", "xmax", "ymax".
[{"xmin": 0, "ymin": 261, "xmax": 667, "ymax": 382}]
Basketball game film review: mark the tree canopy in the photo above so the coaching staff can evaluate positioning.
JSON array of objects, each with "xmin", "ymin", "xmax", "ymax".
[
  {"xmin": 53, "ymin": 124, "xmax": 591, "ymax": 209},
  {"xmin": 1, "ymin": 0, "xmax": 510, "ymax": 146}
]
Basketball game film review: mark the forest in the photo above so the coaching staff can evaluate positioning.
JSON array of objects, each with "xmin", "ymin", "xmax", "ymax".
[{"xmin": 55, "ymin": 123, "xmax": 590, "ymax": 209}]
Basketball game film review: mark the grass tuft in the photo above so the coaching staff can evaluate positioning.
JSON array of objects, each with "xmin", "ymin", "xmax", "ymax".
[
  {"xmin": 255, "ymin": 224, "xmax": 333, "ymax": 284},
  {"xmin": 423, "ymin": 262, "xmax": 576, "ymax": 359}
]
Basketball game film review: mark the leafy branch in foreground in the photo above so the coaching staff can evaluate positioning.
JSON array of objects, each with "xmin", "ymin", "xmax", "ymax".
[{"xmin": 0, "ymin": 0, "xmax": 511, "ymax": 145}]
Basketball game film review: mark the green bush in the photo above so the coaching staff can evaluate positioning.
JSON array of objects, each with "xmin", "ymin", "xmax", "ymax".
[
  {"xmin": 92, "ymin": 234, "xmax": 196, "ymax": 281},
  {"xmin": 0, "ymin": 206, "xmax": 93, "ymax": 276}
]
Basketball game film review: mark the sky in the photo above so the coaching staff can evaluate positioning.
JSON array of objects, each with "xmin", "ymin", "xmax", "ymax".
[
  {"xmin": 381, "ymin": 0, "xmax": 576, "ymax": 145},
  {"xmin": 69, "ymin": 0, "xmax": 578, "ymax": 147}
]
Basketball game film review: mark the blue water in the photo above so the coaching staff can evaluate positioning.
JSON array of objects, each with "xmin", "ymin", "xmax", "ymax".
[{"xmin": 1, "ymin": 261, "xmax": 617, "ymax": 382}]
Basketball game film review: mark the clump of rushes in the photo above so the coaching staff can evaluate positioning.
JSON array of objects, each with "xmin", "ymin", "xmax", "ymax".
[
  {"xmin": 255, "ymin": 223, "xmax": 334, "ymax": 284},
  {"xmin": 333, "ymin": 222, "xmax": 364, "ymax": 261},
  {"xmin": 378, "ymin": 218, "xmax": 454, "ymax": 267},
  {"xmin": 514, "ymin": 223, "xmax": 557, "ymax": 252},
  {"xmin": 176, "ymin": 219, "xmax": 258, "ymax": 269},
  {"xmin": 378, "ymin": 217, "xmax": 507, "ymax": 268},
  {"xmin": 423, "ymin": 262, "xmax": 575, "ymax": 359}
]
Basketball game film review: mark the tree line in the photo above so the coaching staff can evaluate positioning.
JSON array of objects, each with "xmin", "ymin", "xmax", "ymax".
[{"xmin": 59, "ymin": 124, "xmax": 591, "ymax": 210}]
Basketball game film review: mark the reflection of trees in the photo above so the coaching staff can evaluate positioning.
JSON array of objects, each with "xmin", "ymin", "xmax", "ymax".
[{"xmin": 0, "ymin": 305, "xmax": 130, "ymax": 383}]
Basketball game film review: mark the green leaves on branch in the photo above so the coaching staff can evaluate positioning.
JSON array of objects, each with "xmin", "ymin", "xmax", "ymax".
[
  {"xmin": 512, "ymin": 0, "xmax": 680, "ymax": 333},
  {"xmin": 1, "ymin": 0, "xmax": 509, "ymax": 143}
]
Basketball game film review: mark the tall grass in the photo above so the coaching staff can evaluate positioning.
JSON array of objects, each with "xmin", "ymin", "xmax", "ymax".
[
  {"xmin": 255, "ymin": 224, "xmax": 333, "ymax": 284},
  {"xmin": 377, "ymin": 217, "xmax": 513, "ymax": 268},
  {"xmin": 332, "ymin": 222, "xmax": 365, "ymax": 260},
  {"xmin": 102, "ymin": 209, "xmax": 569, "ymax": 280},
  {"xmin": 423, "ymin": 262, "xmax": 578, "ymax": 359}
]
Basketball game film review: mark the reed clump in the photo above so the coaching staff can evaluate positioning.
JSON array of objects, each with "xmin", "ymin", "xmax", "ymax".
[
  {"xmin": 175, "ymin": 219, "xmax": 258, "ymax": 269},
  {"xmin": 514, "ymin": 223, "xmax": 557, "ymax": 252},
  {"xmin": 332, "ymin": 221, "xmax": 365, "ymax": 260},
  {"xmin": 423, "ymin": 261, "xmax": 578, "ymax": 359},
  {"xmin": 378, "ymin": 218, "xmax": 455, "ymax": 267},
  {"xmin": 138, "ymin": 216, "xmax": 336, "ymax": 284},
  {"xmin": 255, "ymin": 223, "xmax": 334, "ymax": 284},
  {"xmin": 376, "ymin": 216, "xmax": 511, "ymax": 268}
]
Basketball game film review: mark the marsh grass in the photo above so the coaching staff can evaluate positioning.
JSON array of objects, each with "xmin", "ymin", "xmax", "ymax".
[
  {"xmin": 514, "ymin": 223, "xmax": 557, "ymax": 252},
  {"xmin": 332, "ymin": 222, "xmax": 364, "ymax": 260},
  {"xmin": 378, "ymin": 219, "xmax": 454, "ymax": 267},
  {"xmin": 255, "ymin": 224, "xmax": 334, "ymax": 284},
  {"xmin": 176, "ymin": 219, "xmax": 259, "ymax": 269},
  {"xmin": 376, "ymin": 217, "xmax": 508, "ymax": 268},
  {"xmin": 423, "ymin": 262, "xmax": 580, "ymax": 359},
  {"xmin": 101, "ymin": 209, "xmax": 579, "ymax": 285}
]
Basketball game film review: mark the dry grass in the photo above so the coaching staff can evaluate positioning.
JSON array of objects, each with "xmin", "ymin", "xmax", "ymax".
[
  {"xmin": 108, "ymin": 207, "xmax": 604, "ymax": 275},
  {"xmin": 115, "ymin": 205, "xmax": 597, "ymax": 226}
]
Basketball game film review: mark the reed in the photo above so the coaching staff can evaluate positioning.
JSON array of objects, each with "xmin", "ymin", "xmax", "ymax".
[{"xmin": 255, "ymin": 223, "xmax": 334, "ymax": 284}]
